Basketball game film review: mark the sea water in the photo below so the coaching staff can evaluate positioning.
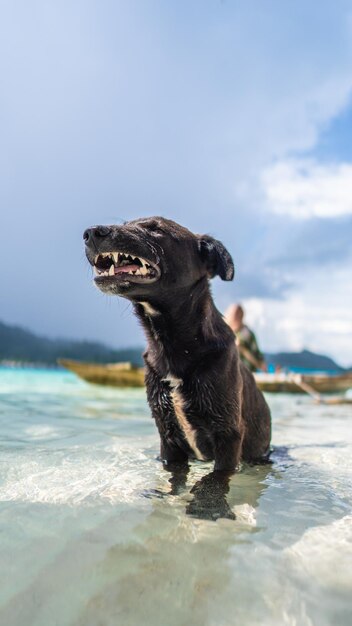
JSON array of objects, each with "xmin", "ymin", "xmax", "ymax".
[{"xmin": 0, "ymin": 367, "xmax": 351, "ymax": 626}]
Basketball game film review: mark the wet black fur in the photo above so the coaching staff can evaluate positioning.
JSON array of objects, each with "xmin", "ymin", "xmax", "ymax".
[{"xmin": 84, "ymin": 216, "xmax": 271, "ymax": 475}]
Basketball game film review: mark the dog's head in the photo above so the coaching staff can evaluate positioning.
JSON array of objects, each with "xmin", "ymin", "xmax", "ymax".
[{"xmin": 84, "ymin": 216, "xmax": 234, "ymax": 300}]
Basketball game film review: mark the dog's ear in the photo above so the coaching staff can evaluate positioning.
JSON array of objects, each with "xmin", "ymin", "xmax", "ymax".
[{"xmin": 198, "ymin": 235, "xmax": 235, "ymax": 281}]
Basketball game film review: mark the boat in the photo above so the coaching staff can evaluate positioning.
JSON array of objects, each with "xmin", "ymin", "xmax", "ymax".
[
  {"xmin": 59, "ymin": 359, "xmax": 352, "ymax": 395},
  {"xmin": 254, "ymin": 371, "xmax": 352, "ymax": 394},
  {"xmin": 58, "ymin": 359, "xmax": 145, "ymax": 387}
]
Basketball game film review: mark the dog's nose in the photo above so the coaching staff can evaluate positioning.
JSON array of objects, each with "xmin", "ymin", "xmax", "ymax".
[
  {"xmin": 83, "ymin": 228, "xmax": 92, "ymax": 243},
  {"xmin": 83, "ymin": 225, "xmax": 111, "ymax": 243}
]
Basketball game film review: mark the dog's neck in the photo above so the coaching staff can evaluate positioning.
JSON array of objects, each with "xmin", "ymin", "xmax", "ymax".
[{"xmin": 133, "ymin": 277, "xmax": 234, "ymax": 376}]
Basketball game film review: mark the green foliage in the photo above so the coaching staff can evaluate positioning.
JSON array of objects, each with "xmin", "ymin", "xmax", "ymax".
[
  {"xmin": 264, "ymin": 349, "xmax": 344, "ymax": 372},
  {"xmin": 0, "ymin": 321, "xmax": 144, "ymax": 366}
]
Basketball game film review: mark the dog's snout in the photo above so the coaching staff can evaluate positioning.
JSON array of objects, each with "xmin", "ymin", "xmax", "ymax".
[
  {"xmin": 83, "ymin": 225, "xmax": 111, "ymax": 244},
  {"xmin": 95, "ymin": 225, "xmax": 111, "ymax": 237}
]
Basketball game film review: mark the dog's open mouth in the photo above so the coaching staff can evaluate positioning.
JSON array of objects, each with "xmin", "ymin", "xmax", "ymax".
[{"xmin": 93, "ymin": 252, "xmax": 160, "ymax": 283}]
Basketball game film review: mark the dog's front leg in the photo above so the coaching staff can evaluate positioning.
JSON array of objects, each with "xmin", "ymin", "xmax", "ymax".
[
  {"xmin": 162, "ymin": 460, "xmax": 189, "ymax": 495},
  {"xmin": 160, "ymin": 437, "xmax": 189, "ymax": 495},
  {"xmin": 213, "ymin": 429, "xmax": 243, "ymax": 472},
  {"xmin": 185, "ymin": 430, "xmax": 242, "ymax": 520},
  {"xmin": 159, "ymin": 436, "xmax": 188, "ymax": 465}
]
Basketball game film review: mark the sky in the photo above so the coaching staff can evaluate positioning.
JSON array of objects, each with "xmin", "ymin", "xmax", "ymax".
[{"xmin": 0, "ymin": 0, "xmax": 351, "ymax": 366}]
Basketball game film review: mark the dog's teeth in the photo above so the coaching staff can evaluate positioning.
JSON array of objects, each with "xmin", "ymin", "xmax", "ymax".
[
  {"xmin": 94, "ymin": 255, "xmax": 99, "ymax": 264},
  {"xmin": 109, "ymin": 264, "xmax": 115, "ymax": 276},
  {"xmin": 140, "ymin": 266, "xmax": 147, "ymax": 275},
  {"xmin": 112, "ymin": 252, "xmax": 118, "ymax": 263}
]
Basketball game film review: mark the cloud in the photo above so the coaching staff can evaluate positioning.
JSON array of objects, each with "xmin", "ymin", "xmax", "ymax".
[
  {"xmin": 219, "ymin": 268, "xmax": 293, "ymax": 301},
  {"xmin": 262, "ymin": 159, "xmax": 352, "ymax": 219},
  {"xmin": 266, "ymin": 216, "xmax": 352, "ymax": 269},
  {"xmin": 0, "ymin": 0, "xmax": 352, "ymax": 365},
  {"xmin": 232, "ymin": 262, "xmax": 352, "ymax": 367}
]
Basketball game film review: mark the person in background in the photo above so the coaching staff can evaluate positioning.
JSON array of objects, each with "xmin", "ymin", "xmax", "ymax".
[{"xmin": 224, "ymin": 304, "xmax": 267, "ymax": 372}]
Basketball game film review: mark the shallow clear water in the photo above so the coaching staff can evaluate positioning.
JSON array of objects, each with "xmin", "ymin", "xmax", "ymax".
[{"xmin": 0, "ymin": 368, "xmax": 351, "ymax": 626}]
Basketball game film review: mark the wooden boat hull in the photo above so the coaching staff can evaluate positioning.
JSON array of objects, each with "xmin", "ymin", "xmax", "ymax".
[
  {"xmin": 254, "ymin": 372, "xmax": 352, "ymax": 394},
  {"xmin": 59, "ymin": 359, "xmax": 352, "ymax": 394},
  {"xmin": 58, "ymin": 359, "xmax": 145, "ymax": 387}
]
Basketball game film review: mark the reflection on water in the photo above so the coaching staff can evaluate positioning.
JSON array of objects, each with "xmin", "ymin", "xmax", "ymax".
[{"xmin": 0, "ymin": 368, "xmax": 351, "ymax": 625}]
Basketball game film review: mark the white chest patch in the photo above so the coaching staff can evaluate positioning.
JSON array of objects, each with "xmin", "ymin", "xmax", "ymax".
[
  {"xmin": 162, "ymin": 374, "xmax": 183, "ymax": 389},
  {"xmin": 170, "ymin": 388, "xmax": 205, "ymax": 461},
  {"xmin": 139, "ymin": 301, "xmax": 159, "ymax": 316}
]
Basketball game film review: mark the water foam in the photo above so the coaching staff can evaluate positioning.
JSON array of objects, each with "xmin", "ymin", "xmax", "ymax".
[
  {"xmin": 285, "ymin": 514, "xmax": 352, "ymax": 591},
  {"xmin": 0, "ymin": 444, "xmax": 155, "ymax": 506}
]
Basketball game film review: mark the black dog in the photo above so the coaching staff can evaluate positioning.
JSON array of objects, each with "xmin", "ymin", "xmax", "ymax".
[{"xmin": 84, "ymin": 217, "xmax": 271, "ymax": 516}]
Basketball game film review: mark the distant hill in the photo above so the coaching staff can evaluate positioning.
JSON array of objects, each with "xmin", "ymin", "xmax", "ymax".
[
  {"xmin": 264, "ymin": 349, "xmax": 345, "ymax": 372},
  {"xmin": 0, "ymin": 320, "xmax": 347, "ymax": 372},
  {"xmin": 0, "ymin": 321, "xmax": 144, "ymax": 367}
]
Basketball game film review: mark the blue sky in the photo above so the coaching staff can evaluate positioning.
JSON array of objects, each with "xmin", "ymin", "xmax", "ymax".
[{"xmin": 1, "ymin": 0, "xmax": 352, "ymax": 365}]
